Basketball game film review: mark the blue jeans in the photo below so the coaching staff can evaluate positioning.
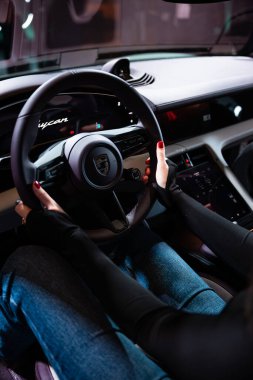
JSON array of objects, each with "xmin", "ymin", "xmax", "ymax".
[
  {"xmin": 115, "ymin": 224, "xmax": 225, "ymax": 315},
  {"xmin": 0, "ymin": 246, "xmax": 170, "ymax": 380},
  {"xmin": 0, "ymin": 227, "xmax": 225, "ymax": 379}
]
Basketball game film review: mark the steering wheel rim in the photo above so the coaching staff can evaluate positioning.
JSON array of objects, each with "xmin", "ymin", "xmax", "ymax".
[{"xmin": 11, "ymin": 69, "xmax": 162, "ymax": 240}]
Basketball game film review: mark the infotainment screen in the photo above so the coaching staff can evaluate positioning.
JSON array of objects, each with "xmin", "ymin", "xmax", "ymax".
[
  {"xmin": 174, "ymin": 149, "xmax": 251, "ymax": 223},
  {"xmin": 157, "ymin": 103, "xmax": 212, "ymax": 143}
]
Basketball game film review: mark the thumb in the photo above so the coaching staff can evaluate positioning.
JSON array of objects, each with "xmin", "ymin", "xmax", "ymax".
[
  {"xmin": 32, "ymin": 181, "xmax": 65, "ymax": 213},
  {"xmin": 156, "ymin": 141, "xmax": 169, "ymax": 189},
  {"xmin": 156, "ymin": 141, "xmax": 166, "ymax": 165}
]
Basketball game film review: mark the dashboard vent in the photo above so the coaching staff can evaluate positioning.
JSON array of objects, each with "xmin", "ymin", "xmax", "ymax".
[
  {"xmin": 127, "ymin": 73, "xmax": 155, "ymax": 87},
  {"xmin": 102, "ymin": 58, "xmax": 155, "ymax": 87}
]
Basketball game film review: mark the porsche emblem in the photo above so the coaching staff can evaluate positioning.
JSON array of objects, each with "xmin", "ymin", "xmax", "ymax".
[{"xmin": 94, "ymin": 154, "xmax": 110, "ymax": 176}]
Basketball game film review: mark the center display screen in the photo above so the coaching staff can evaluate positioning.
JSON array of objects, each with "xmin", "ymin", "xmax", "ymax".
[
  {"xmin": 157, "ymin": 103, "xmax": 212, "ymax": 143},
  {"xmin": 173, "ymin": 149, "xmax": 251, "ymax": 223},
  {"xmin": 157, "ymin": 90, "xmax": 253, "ymax": 145}
]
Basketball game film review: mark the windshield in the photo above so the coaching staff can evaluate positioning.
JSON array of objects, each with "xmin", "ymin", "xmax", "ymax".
[{"xmin": 1, "ymin": 0, "xmax": 253, "ymax": 79}]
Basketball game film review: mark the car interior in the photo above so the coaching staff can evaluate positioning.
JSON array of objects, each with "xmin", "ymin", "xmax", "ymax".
[{"xmin": 1, "ymin": 0, "xmax": 253, "ymax": 378}]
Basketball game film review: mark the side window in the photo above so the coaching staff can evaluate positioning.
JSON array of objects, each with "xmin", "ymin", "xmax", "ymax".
[
  {"xmin": 46, "ymin": 0, "xmax": 116, "ymax": 49},
  {"xmin": 0, "ymin": 0, "xmax": 14, "ymax": 60}
]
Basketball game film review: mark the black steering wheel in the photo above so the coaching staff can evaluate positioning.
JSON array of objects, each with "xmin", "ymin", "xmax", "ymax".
[{"xmin": 11, "ymin": 70, "xmax": 162, "ymax": 240}]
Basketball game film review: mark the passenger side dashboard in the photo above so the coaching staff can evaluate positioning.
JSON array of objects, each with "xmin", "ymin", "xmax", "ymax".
[{"xmin": 155, "ymin": 87, "xmax": 253, "ymax": 230}]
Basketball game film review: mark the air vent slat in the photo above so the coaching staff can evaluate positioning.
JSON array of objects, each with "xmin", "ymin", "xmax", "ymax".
[
  {"xmin": 128, "ymin": 73, "xmax": 155, "ymax": 87},
  {"xmin": 128, "ymin": 74, "xmax": 147, "ymax": 85},
  {"xmin": 102, "ymin": 58, "xmax": 155, "ymax": 87}
]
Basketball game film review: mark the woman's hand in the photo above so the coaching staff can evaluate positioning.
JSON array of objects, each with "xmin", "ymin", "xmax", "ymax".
[
  {"xmin": 15, "ymin": 181, "xmax": 78, "ymax": 249},
  {"xmin": 143, "ymin": 141, "xmax": 181, "ymax": 207},
  {"xmin": 143, "ymin": 141, "xmax": 169, "ymax": 188},
  {"xmin": 15, "ymin": 181, "xmax": 65, "ymax": 224},
  {"xmin": 155, "ymin": 141, "xmax": 169, "ymax": 188}
]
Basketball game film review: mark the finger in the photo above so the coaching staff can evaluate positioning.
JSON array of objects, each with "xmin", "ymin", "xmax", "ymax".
[
  {"xmin": 155, "ymin": 141, "xmax": 169, "ymax": 189},
  {"xmin": 145, "ymin": 167, "xmax": 151, "ymax": 176},
  {"xmin": 142, "ymin": 175, "xmax": 149, "ymax": 184},
  {"xmin": 145, "ymin": 157, "xmax": 151, "ymax": 165},
  {"xmin": 15, "ymin": 201, "xmax": 31, "ymax": 220},
  {"xmin": 156, "ymin": 141, "xmax": 166, "ymax": 165},
  {"xmin": 32, "ymin": 181, "xmax": 65, "ymax": 213}
]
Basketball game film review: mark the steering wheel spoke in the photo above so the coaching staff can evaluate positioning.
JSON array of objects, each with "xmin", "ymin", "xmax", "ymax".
[
  {"xmin": 103, "ymin": 125, "xmax": 150, "ymax": 159},
  {"xmin": 87, "ymin": 191, "xmax": 129, "ymax": 233},
  {"xmin": 108, "ymin": 191, "xmax": 129, "ymax": 232},
  {"xmin": 37, "ymin": 160, "xmax": 66, "ymax": 185},
  {"xmin": 34, "ymin": 141, "xmax": 67, "ymax": 185}
]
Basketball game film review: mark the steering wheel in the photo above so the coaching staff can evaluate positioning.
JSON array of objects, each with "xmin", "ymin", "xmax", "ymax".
[{"xmin": 11, "ymin": 70, "xmax": 162, "ymax": 240}]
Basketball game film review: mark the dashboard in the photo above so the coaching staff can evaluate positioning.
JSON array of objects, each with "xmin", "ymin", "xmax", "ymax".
[
  {"xmin": 157, "ymin": 88, "xmax": 253, "ymax": 144},
  {"xmin": 1, "ymin": 55, "xmax": 253, "ymax": 234},
  {"xmin": 0, "ymin": 93, "xmax": 138, "ymax": 192},
  {"xmin": 0, "ymin": 93, "xmax": 137, "ymax": 151}
]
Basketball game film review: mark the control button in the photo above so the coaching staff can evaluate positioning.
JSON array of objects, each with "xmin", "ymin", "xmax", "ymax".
[
  {"xmin": 184, "ymin": 153, "xmax": 193, "ymax": 168},
  {"xmin": 124, "ymin": 168, "xmax": 142, "ymax": 181},
  {"xmin": 45, "ymin": 162, "xmax": 65, "ymax": 180}
]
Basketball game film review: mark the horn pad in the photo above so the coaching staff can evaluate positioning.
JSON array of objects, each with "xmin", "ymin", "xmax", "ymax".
[{"xmin": 65, "ymin": 134, "xmax": 123, "ymax": 191}]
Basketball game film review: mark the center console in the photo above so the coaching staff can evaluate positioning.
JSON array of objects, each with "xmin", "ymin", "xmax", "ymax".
[{"xmin": 171, "ymin": 147, "xmax": 253, "ymax": 228}]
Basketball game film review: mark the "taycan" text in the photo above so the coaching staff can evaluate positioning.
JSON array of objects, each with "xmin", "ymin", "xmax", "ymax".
[{"xmin": 38, "ymin": 118, "xmax": 69, "ymax": 130}]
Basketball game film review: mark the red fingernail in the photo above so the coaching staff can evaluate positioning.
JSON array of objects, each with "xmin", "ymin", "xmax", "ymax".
[
  {"xmin": 34, "ymin": 181, "xmax": 41, "ymax": 189},
  {"xmin": 157, "ymin": 141, "xmax": 164, "ymax": 149}
]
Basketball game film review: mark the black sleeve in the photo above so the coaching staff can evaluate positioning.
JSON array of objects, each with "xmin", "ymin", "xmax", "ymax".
[
  {"xmin": 171, "ymin": 191, "xmax": 253, "ymax": 278},
  {"xmin": 155, "ymin": 159, "xmax": 253, "ymax": 277},
  {"xmin": 26, "ymin": 210, "xmax": 253, "ymax": 380},
  {"xmin": 135, "ymin": 292, "xmax": 253, "ymax": 380},
  {"xmin": 65, "ymin": 229, "xmax": 253, "ymax": 380},
  {"xmin": 26, "ymin": 210, "xmax": 169, "ymax": 331}
]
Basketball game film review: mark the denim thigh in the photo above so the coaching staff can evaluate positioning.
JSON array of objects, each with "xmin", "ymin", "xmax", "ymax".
[{"xmin": 0, "ymin": 246, "xmax": 170, "ymax": 380}]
